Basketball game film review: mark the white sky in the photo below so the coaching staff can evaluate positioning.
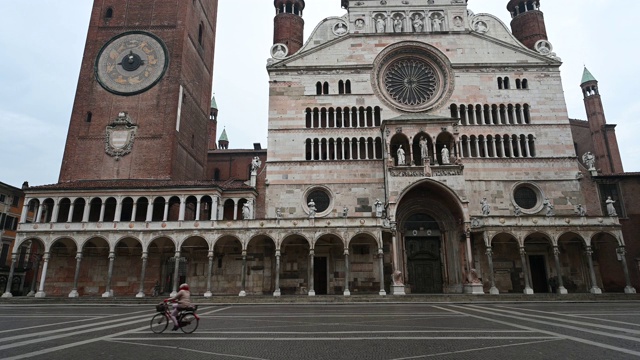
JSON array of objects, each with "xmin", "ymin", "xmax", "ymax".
[{"xmin": 0, "ymin": 1, "xmax": 638, "ymax": 188}]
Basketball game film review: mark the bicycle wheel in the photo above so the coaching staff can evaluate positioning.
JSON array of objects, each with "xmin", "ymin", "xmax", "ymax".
[
  {"xmin": 179, "ymin": 312, "xmax": 199, "ymax": 334},
  {"xmin": 150, "ymin": 313, "xmax": 169, "ymax": 333}
]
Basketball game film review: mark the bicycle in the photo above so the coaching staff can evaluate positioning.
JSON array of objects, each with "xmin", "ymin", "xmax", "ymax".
[{"xmin": 150, "ymin": 302, "xmax": 199, "ymax": 334}]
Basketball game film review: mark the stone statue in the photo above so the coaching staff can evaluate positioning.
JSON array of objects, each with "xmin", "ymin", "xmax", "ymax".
[
  {"xmin": 393, "ymin": 18, "xmax": 403, "ymax": 32},
  {"xmin": 342, "ymin": 206, "xmax": 348, "ymax": 218},
  {"xmin": 431, "ymin": 15, "xmax": 442, "ymax": 32},
  {"xmin": 419, "ymin": 137, "xmax": 429, "ymax": 162},
  {"xmin": 514, "ymin": 205, "xmax": 522, "ymax": 217},
  {"xmin": 582, "ymin": 152, "xmax": 596, "ymax": 171},
  {"xmin": 575, "ymin": 204, "xmax": 587, "ymax": 217},
  {"xmin": 308, "ymin": 199, "xmax": 317, "ymax": 218},
  {"xmin": 375, "ymin": 17, "xmax": 386, "ymax": 33},
  {"xmin": 606, "ymin": 196, "xmax": 617, "ymax": 217},
  {"xmin": 543, "ymin": 198, "xmax": 555, "ymax": 217},
  {"xmin": 412, "ymin": 15, "xmax": 423, "ymax": 32},
  {"xmin": 242, "ymin": 200, "xmax": 252, "ymax": 220},
  {"xmin": 374, "ymin": 199, "xmax": 383, "ymax": 218},
  {"xmin": 272, "ymin": 44, "xmax": 286, "ymax": 59},
  {"xmin": 276, "ymin": 207, "xmax": 282, "ymax": 220},
  {"xmin": 441, "ymin": 145, "xmax": 450, "ymax": 164},
  {"xmin": 334, "ymin": 22, "xmax": 347, "ymax": 35},
  {"xmin": 251, "ymin": 156, "xmax": 262, "ymax": 172},
  {"xmin": 397, "ymin": 145, "xmax": 405, "ymax": 166},
  {"xmin": 481, "ymin": 198, "xmax": 490, "ymax": 216}
]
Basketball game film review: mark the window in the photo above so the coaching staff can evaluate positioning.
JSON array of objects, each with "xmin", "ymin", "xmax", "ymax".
[
  {"xmin": 86, "ymin": 111, "xmax": 92, "ymax": 123},
  {"xmin": 105, "ymin": 7, "xmax": 113, "ymax": 19},
  {"xmin": 0, "ymin": 195, "xmax": 5, "ymax": 203},
  {"xmin": 307, "ymin": 188, "xmax": 331, "ymax": 214},
  {"xmin": 198, "ymin": 23, "xmax": 204, "ymax": 46},
  {"xmin": 513, "ymin": 184, "xmax": 540, "ymax": 210},
  {"xmin": 11, "ymin": 196, "xmax": 19, "ymax": 207}
]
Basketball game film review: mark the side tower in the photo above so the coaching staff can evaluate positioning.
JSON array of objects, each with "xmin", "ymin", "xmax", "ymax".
[
  {"xmin": 273, "ymin": 0, "xmax": 305, "ymax": 56},
  {"xmin": 580, "ymin": 68, "xmax": 624, "ymax": 174},
  {"xmin": 506, "ymin": 0, "xmax": 548, "ymax": 50},
  {"xmin": 59, "ymin": 0, "xmax": 218, "ymax": 182}
]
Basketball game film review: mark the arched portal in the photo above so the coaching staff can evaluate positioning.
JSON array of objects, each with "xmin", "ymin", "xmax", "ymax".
[{"xmin": 394, "ymin": 180, "xmax": 465, "ymax": 294}]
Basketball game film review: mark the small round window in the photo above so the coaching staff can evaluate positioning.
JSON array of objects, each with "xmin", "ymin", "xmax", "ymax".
[
  {"xmin": 307, "ymin": 189, "xmax": 331, "ymax": 213},
  {"xmin": 514, "ymin": 186, "xmax": 538, "ymax": 209}
]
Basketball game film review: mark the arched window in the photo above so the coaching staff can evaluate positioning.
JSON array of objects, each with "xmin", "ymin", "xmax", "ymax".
[
  {"xmin": 497, "ymin": 77, "xmax": 503, "ymax": 90},
  {"xmin": 336, "ymin": 108, "xmax": 343, "ymax": 128},
  {"xmin": 323, "ymin": 81, "xmax": 329, "ymax": 95},
  {"xmin": 105, "ymin": 7, "xmax": 114, "ymax": 19},
  {"xmin": 450, "ymin": 104, "xmax": 458, "ymax": 119},
  {"xmin": 336, "ymin": 138, "xmax": 343, "ymax": 160},
  {"xmin": 305, "ymin": 108, "xmax": 312, "ymax": 128},
  {"xmin": 375, "ymin": 137, "xmax": 383, "ymax": 159},
  {"xmin": 321, "ymin": 138, "xmax": 328, "ymax": 160},
  {"xmin": 313, "ymin": 139, "xmax": 320, "ymax": 160},
  {"xmin": 522, "ymin": 79, "xmax": 528, "ymax": 89},
  {"xmin": 86, "ymin": 111, "xmax": 92, "ymax": 123},
  {"xmin": 313, "ymin": 108, "xmax": 319, "ymax": 128},
  {"xmin": 338, "ymin": 80, "xmax": 345, "ymax": 94},
  {"xmin": 305, "ymin": 139, "xmax": 312, "ymax": 160},
  {"xmin": 504, "ymin": 77, "xmax": 510, "ymax": 89},
  {"xmin": 343, "ymin": 107, "xmax": 351, "ymax": 127},
  {"xmin": 198, "ymin": 23, "xmax": 204, "ymax": 46},
  {"xmin": 459, "ymin": 104, "xmax": 467, "ymax": 124},
  {"xmin": 344, "ymin": 138, "xmax": 351, "ymax": 159},
  {"xmin": 345, "ymin": 80, "xmax": 352, "ymax": 94},
  {"xmin": 321, "ymin": 108, "xmax": 327, "ymax": 128},
  {"xmin": 516, "ymin": 79, "xmax": 522, "ymax": 89},
  {"xmin": 316, "ymin": 82, "xmax": 322, "ymax": 95},
  {"xmin": 374, "ymin": 106, "xmax": 381, "ymax": 126},
  {"xmin": 328, "ymin": 108, "xmax": 335, "ymax": 127},
  {"xmin": 523, "ymin": 104, "xmax": 531, "ymax": 124},
  {"xmin": 213, "ymin": 168, "xmax": 220, "ymax": 181}
]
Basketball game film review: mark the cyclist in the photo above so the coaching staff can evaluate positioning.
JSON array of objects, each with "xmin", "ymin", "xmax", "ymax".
[{"xmin": 164, "ymin": 283, "xmax": 192, "ymax": 331}]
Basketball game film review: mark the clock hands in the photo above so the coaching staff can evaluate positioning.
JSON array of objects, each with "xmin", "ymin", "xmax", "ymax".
[{"xmin": 118, "ymin": 50, "xmax": 144, "ymax": 72}]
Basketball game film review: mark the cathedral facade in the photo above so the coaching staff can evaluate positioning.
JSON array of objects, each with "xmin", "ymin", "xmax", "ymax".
[{"xmin": 3, "ymin": 0, "xmax": 637, "ymax": 298}]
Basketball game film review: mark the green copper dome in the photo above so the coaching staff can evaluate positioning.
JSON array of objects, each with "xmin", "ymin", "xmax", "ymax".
[{"xmin": 581, "ymin": 67, "xmax": 597, "ymax": 85}]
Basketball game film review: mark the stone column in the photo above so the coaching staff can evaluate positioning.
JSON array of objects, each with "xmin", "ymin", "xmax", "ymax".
[
  {"xmin": 136, "ymin": 252, "xmax": 148, "ymax": 298},
  {"xmin": 466, "ymin": 139, "xmax": 472, "ymax": 159},
  {"xmin": 204, "ymin": 251, "xmax": 214, "ymax": 298},
  {"xmin": 51, "ymin": 201, "xmax": 60, "ymax": 223},
  {"xmin": 178, "ymin": 196, "xmax": 186, "ymax": 221},
  {"xmin": 499, "ymin": 138, "xmax": 506, "ymax": 158},
  {"xmin": 171, "ymin": 251, "xmax": 181, "ymax": 296},
  {"xmin": 491, "ymin": 138, "xmax": 497, "ymax": 158},
  {"xmin": 239, "ymin": 250, "xmax": 247, "ymax": 296},
  {"xmin": 34, "ymin": 202, "xmax": 43, "ymax": 223},
  {"xmin": 27, "ymin": 255, "xmax": 41, "ymax": 296},
  {"xmin": 35, "ymin": 252, "xmax": 50, "ymax": 298},
  {"xmin": 343, "ymin": 248, "xmax": 350, "ymax": 296},
  {"xmin": 519, "ymin": 247, "xmax": 534, "ymax": 294},
  {"xmin": 99, "ymin": 202, "xmax": 106, "ymax": 222},
  {"xmin": 1, "ymin": 254, "xmax": 17, "ymax": 298},
  {"xmin": 163, "ymin": 201, "xmax": 169, "ymax": 222},
  {"xmin": 195, "ymin": 197, "xmax": 202, "ymax": 221},
  {"xmin": 102, "ymin": 251, "xmax": 115, "ymax": 298},
  {"xmin": 273, "ymin": 250, "xmax": 281, "ymax": 297},
  {"xmin": 508, "ymin": 137, "xmax": 515, "ymax": 158},
  {"xmin": 465, "ymin": 231, "xmax": 473, "ymax": 278},
  {"xmin": 68, "ymin": 252, "xmax": 82, "ymax": 298},
  {"xmin": 482, "ymin": 139, "xmax": 489, "ymax": 158},
  {"xmin": 67, "ymin": 203, "xmax": 75, "ymax": 223},
  {"xmin": 20, "ymin": 200, "xmax": 30, "ymax": 223},
  {"xmin": 211, "ymin": 196, "xmax": 219, "ymax": 221},
  {"xmin": 114, "ymin": 199, "xmax": 122, "ymax": 222},
  {"xmin": 233, "ymin": 200, "xmax": 238, "ymax": 220},
  {"xmin": 585, "ymin": 246, "xmax": 602, "ymax": 294},
  {"xmin": 146, "ymin": 202, "xmax": 153, "ymax": 222},
  {"xmin": 308, "ymin": 249, "xmax": 316, "ymax": 296},
  {"xmin": 82, "ymin": 199, "xmax": 90, "ymax": 222},
  {"xmin": 378, "ymin": 248, "xmax": 386, "ymax": 295},
  {"xmin": 131, "ymin": 202, "xmax": 138, "ymax": 222},
  {"xmin": 617, "ymin": 247, "xmax": 637, "ymax": 294},
  {"xmin": 553, "ymin": 246, "xmax": 568, "ymax": 294},
  {"xmin": 391, "ymin": 225, "xmax": 399, "ymax": 271},
  {"xmin": 485, "ymin": 248, "xmax": 499, "ymax": 294},
  {"xmin": 474, "ymin": 140, "xmax": 480, "ymax": 158}
]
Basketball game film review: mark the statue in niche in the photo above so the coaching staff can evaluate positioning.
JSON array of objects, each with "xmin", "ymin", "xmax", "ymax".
[
  {"xmin": 441, "ymin": 145, "xmax": 450, "ymax": 164},
  {"xmin": 582, "ymin": 152, "xmax": 596, "ymax": 171},
  {"xmin": 272, "ymin": 44, "xmax": 287, "ymax": 59},
  {"xmin": 575, "ymin": 204, "xmax": 587, "ymax": 217},
  {"xmin": 242, "ymin": 200, "xmax": 252, "ymax": 220},
  {"xmin": 419, "ymin": 137, "xmax": 429, "ymax": 162},
  {"xmin": 412, "ymin": 15, "xmax": 423, "ymax": 32},
  {"xmin": 355, "ymin": 19, "xmax": 365, "ymax": 29},
  {"xmin": 275, "ymin": 207, "xmax": 282, "ymax": 220},
  {"xmin": 374, "ymin": 199, "xmax": 383, "ymax": 218},
  {"xmin": 334, "ymin": 22, "xmax": 348, "ymax": 35},
  {"xmin": 606, "ymin": 196, "xmax": 617, "ymax": 217},
  {"xmin": 342, "ymin": 206, "xmax": 349, "ymax": 218},
  {"xmin": 481, "ymin": 198, "xmax": 490, "ymax": 216},
  {"xmin": 543, "ymin": 198, "xmax": 555, "ymax": 217},
  {"xmin": 431, "ymin": 14, "xmax": 442, "ymax": 32},
  {"xmin": 308, "ymin": 199, "xmax": 317, "ymax": 218},
  {"xmin": 397, "ymin": 145, "xmax": 405, "ymax": 165},
  {"xmin": 393, "ymin": 17, "xmax": 403, "ymax": 32},
  {"xmin": 375, "ymin": 17, "xmax": 386, "ymax": 33}
]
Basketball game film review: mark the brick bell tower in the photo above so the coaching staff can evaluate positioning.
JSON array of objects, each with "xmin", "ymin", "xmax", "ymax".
[
  {"xmin": 506, "ymin": 0, "xmax": 548, "ymax": 50},
  {"xmin": 580, "ymin": 68, "xmax": 624, "ymax": 175},
  {"xmin": 273, "ymin": 0, "xmax": 305, "ymax": 55},
  {"xmin": 59, "ymin": 0, "xmax": 218, "ymax": 183}
]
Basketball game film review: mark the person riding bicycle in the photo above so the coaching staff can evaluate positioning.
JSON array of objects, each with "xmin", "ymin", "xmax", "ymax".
[{"xmin": 164, "ymin": 283, "xmax": 192, "ymax": 331}]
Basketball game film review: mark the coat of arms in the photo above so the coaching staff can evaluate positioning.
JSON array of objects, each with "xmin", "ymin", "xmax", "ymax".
[{"xmin": 105, "ymin": 112, "xmax": 137, "ymax": 160}]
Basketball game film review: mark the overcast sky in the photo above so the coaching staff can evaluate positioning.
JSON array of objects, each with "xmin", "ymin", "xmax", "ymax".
[{"xmin": 0, "ymin": 1, "xmax": 638, "ymax": 188}]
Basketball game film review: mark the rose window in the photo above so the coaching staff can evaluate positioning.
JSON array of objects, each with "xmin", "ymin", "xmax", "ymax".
[{"xmin": 384, "ymin": 59, "xmax": 438, "ymax": 106}]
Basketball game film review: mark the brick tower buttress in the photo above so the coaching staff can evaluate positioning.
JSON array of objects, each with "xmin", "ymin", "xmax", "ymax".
[
  {"xmin": 506, "ymin": 0, "xmax": 548, "ymax": 50},
  {"xmin": 273, "ymin": 0, "xmax": 305, "ymax": 55},
  {"xmin": 580, "ymin": 68, "xmax": 624, "ymax": 174},
  {"xmin": 58, "ymin": 0, "xmax": 218, "ymax": 183}
]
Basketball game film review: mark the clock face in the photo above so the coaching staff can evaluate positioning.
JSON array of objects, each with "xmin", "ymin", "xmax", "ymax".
[{"xmin": 95, "ymin": 31, "xmax": 169, "ymax": 96}]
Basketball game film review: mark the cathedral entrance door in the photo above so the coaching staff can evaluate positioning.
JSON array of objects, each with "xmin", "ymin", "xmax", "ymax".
[
  {"xmin": 313, "ymin": 257, "xmax": 328, "ymax": 295},
  {"xmin": 529, "ymin": 255, "xmax": 549, "ymax": 293},
  {"xmin": 406, "ymin": 237, "xmax": 443, "ymax": 294}
]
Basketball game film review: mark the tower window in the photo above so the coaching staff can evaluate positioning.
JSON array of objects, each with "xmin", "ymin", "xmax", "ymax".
[
  {"xmin": 198, "ymin": 23, "xmax": 204, "ymax": 46},
  {"xmin": 105, "ymin": 7, "xmax": 113, "ymax": 19},
  {"xmin": 323, "ymin": 82, "xmax": 329, "ymax": 95},
  {"xmin": 316, "ymin": 82, "xmax": 322, "ymax": 95},
  {"xmin": 345, "ymin": 80, "xmax": 351, "ymax": 94},
  {"xmin": 497, "ymin": 77, "xmax": 503, "ymax": 90},
  {"xmin": 86, "ymin": 112, "xmax": 92, "ymax": 123},
  {"xmin": 339, "ymin": 80, "xmax": 344, "ymax": 95}
]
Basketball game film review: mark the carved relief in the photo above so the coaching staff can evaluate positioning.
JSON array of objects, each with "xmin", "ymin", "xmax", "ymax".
[{"xmin": 105, "ymin": 112, "xmax": 137, "ymax": 161}]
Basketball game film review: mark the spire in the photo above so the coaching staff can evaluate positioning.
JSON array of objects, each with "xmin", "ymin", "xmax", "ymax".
[
  {"xmin": 219, "ymin": 128, "xmax": 228, "ymax": 142},
  {"xmin": 210, "ymin": 95, "xmax": 218, "ymax": 110},
  {"xmin": 581, "ymin": 67, "xmax": 597, "ymax": 85},
  {"xmin": 218, "ymin": 128, "xmax": 229, "ymax": 149}
]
